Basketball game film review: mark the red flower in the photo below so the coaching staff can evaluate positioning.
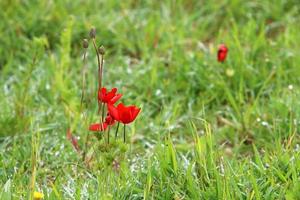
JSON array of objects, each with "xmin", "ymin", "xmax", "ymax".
[
  {"xmin": 217, "ymin": 44, "xmax": 228, "ymax": 62},
  {"xmin": 89, "ymin": 122, "xmax": 108, "ymax": 131},
  {"xmin": 108, "ymin": 103, "xmax": 141, "ymax": 124},
  {"xmin": 98, "ymin": 87, "xmax": 122, "ymax": 104},
  {"xmin": 105, "ymin": 113, "xmax": 115, "ymax": 125}
]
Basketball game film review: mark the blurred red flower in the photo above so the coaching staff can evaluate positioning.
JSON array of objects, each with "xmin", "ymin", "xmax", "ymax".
[
  {"xmin": 108, "ymin": 103, "xmax": 141, "ymax": 124},
  {"xmin": 98, "ymin": 87, "xmax": 122, "ymax": 104},
  {"xmin": 89, "ymin": 122, "xmax": 108, "ymax": 131},
  {"xmin": 105, "ymin": 113, "xmax": 115, "ymax": 125},
  {"xmin": 217, "ymin": 44, "xmax": 228, "ymax": 62}
]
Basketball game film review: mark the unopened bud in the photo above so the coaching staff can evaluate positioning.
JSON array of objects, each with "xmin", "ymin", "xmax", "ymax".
[
  {"xmin": 89, "ymin": 28, "xmax": 96, "ymax": 38},
  {"xmin": 82, "ymin": 39, "xmax": 89, "ymax": 48},
  {"xmin": 98, "ymin": 46, "xmax": 105, "ymax": 55}
]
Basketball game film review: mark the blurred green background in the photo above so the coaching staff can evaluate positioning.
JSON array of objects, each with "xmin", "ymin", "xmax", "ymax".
[
  {"xmin": 1, "ymin": 0, "xmax": 300, "ymax": 199},
  {"xmin": 1, "ymin": 0, "xmax": 300, "ymax": 145}
]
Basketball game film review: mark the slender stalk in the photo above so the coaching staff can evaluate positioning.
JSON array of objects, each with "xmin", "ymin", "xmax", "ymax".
[
  {"xmin": 98, "ymin": 100, "xmax": 102, "ymax": 114},
  {"xmin": 100, "ymin": 53, "xmax": 104, "ymax": 89},
  {"xmin": 115, "ymin": 122, "xmax": 120, "ymax": 139},
  {"xmin": 91, "ymin": 38, "xmax": 104, "ymax": 131},
  {"xmin": 100, "ymin": 102, "xmax": 105, "ymax": 132},
  {"xmin": 29, "ymin": 132, "xmax": 37, "ymax": 200},
  {"xmin": 102, "ymin": 102, "xmax": 105, "ymax": 121},
  {"xmin": 81, "ymin": 41, "xmax": 89, "ymax": 161},
  {"xmin": 123, "ymin": 124, "xmax": 126, "ymax": 143},
  {"xmin": 21, "ymin": 52, "xmax": 37, "ymax": 117},
  {"xmin": 92, "ymin": 38, "xmax": 102, "ymax": 90},
  {"xmin": 98, "ymin": 51, "xmax": 105, "ymax": 115},
  {"xmin": 80, "ymin": 49, "xmax": 87, "ymax": 110},
  {"xmin": 30, "ymin": 125, "xmax": 40, "ymax": 200},
  {"xmin": 107, "ymin": 125, "xmax": 111, "ymax": 144},
  {"xmin": 83, "ymin": 134, "xmax": 89, "ymax": 161}
]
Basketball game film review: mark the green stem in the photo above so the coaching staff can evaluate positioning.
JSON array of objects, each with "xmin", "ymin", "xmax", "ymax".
[
  {"xmin": 100, "ymin": 54, "xmax": 104, "ymax": 89},
  {"xmin": 123, "ymin": 124, "xmax": 126, "ymax": 143},
  {"xmin": 115, "ymin": 122, "xmax": 120, "ymax": 139},
  {"xmin": 107, "ymin": 125, "xmax": 110, "ymax": 144},
  {"xmin": 80, "ymin": 50, "xmax": 87, "ymax": 110},
  {"xmin": 102, "ymin": 103, "xmax": 105, "ymax": 121},
  {"xmin": 83, "ymin": 134, "xmax": 89, "ymax": 161},
  {"xmin": 99, "ymin": 102, "xmax": 105, "ymax": 134},
  {"xmin": 92, "ymin": 38, "xmax": 101, "ymax": 90},
  {"xmin": 92, "ymin": 38, "xmax": 104, "ymax": 130}
]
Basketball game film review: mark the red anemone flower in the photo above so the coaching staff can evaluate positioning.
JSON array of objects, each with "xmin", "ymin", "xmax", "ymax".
[
  {"xmin": 105, "ymin": 113, "xmax": 115, "ymax": 126},
  {"xmin": 89, "ymin": 122, "xmax": 108, "ymax": 131},
  {"xmin": 108, "ymin": 103, "xmax": 141, "ymax": 124},
  {"xmin": 98, "ymin": 87, "xmax": 122, "ymax": 104},
  {"xmin": 217, "ymin": 44, "xmax": 228, "ymax": 62}
]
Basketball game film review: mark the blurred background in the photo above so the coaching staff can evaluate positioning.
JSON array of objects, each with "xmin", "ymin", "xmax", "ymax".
[
  {"xmin": 1, "ymin": 0, "xmax": 300, "ymax": 143},
  {"xmin": 1, "ymin": 0, "xmax": 300, "ymax": 198}
]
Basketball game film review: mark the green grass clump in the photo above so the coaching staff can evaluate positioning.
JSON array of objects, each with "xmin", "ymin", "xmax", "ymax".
[{"xmin": 1, "ymin": 0, "xmax": 300, "ymax": 199}]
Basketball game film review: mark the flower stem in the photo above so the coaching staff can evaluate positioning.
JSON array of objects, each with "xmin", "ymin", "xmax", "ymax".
[
  {"xmin": 123, "ymin": 124, "xmax": 126, "ymax": 143},
  {"xmin": 107, "ymin": 125, "xmax": 110, "ymax": 144},
  {"xmin": 115, "ymin": 122, "xmax": 120, "ymax": 139},
  {"xmin": 92, "ymin": 38, "xmax": 102, "ymax": 90},
  {"xmin": 100, "ymin": 53, "xmax": 104, "ymax": 90},
  {"xmin": 101, "ymin": 103, "xmax": 105, "ymax": 121},
  {"xmin": 83, "ymin": 134, "xmax": 89, "ymax": 161},
  {"xmin": 100, "ymin": 103, "xmax": 105, "ymax": 133},
  {"xmin": 81, "ymin": 43, "xmax": 88, "ymax": 161},
  {"xmin": 80, "ymin": 49, "xmax": 87, "ymax": 110},
  {"xmin": 92, "ymin": 38, "xmax": 104, "ymax": 130}
]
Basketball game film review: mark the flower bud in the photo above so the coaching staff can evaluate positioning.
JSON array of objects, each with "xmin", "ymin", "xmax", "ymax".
[
  {"xmin": 217, "ymin": 44, "xmax": 228, "ymax": 62},
  {"xmin": 98, "ymin": 46, "xmax": 105, "ymax": 55},
  {"xmin": 89, "ymin": 28, "xmax": 96, "ymax": 38},
  {"xmin": 82, "ymin": 39, "xmax": 89, "ymax": 48}
]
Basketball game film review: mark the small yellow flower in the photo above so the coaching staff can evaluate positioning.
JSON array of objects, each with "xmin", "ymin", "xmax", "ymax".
[{"xmin": 34, "ymin": 191, "xmax": 44, "ymax": 200}]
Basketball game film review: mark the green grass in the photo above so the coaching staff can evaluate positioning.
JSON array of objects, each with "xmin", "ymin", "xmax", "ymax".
[{"xmin": 1, "ymin": 0, "xmax": 300, "ymax": 199}]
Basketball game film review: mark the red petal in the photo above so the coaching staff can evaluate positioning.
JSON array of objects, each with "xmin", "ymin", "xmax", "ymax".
[
  {"xmin": 218, "ymin": 52, "xmax": 227, "ymax": 62},
  {"xmin": 131, "ymin": 107, "xmax": 141, "ymax": 121},
  {"xmin": 120, "ymin": 109, "xmax": 132, "ymax": 124},
  {"xmin": 100, "ymin": 88, "xmax": 120, "ymax": 103},
  {"xmin": 104, "ymin": 91, "xmax": 115, "ymax": 102},
  {"xmin": 101, "ymin": 87, "xmax": 107, "ymax": 94},
  {"xmin": 217, "ymin": 44, "xmax": 228, "ymax": 62},
  {"xmin": 98, "ymin": 87, "xmax": 107, "ymax": 102},
  {"xmin": 89, "ymin": 123, "xmax": 108, "ymax": 131},
  {"xmin": 218, "ymin": 44, "xmax": 228, "ymax": 52},
  {"xmin": 108, "ymin": 104, "xmax": 120, "ymax": 121},
  {"xmin": 105, "ymin": 114, "xmax": 115, "ymax": 125},
  {"xmin": 111, "ymin": 88, "xmax": 117, "ymax": 94},
  {"xmin": 110, "ymin": 94, "xmax": 122, "ymax": 104},
  {"xmin": 117, "ymin": 103, "xmax": 126, "ymax": 111},
  {"xmin": 113, "ymin": 104, "xmax": 141, "ymax": 124}
]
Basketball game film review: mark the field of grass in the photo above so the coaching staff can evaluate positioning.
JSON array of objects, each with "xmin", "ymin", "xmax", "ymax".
[{"xmin": 1, "ymin": 0, "xmax": 300, "ymax": 199}]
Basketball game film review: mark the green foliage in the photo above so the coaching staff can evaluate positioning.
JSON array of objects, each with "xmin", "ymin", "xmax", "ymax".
[{"xmin": 1, "ymin": 0, "xmax": 300, "ymax": 199}]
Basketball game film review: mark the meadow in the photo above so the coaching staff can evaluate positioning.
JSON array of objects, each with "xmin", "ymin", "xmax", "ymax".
[{"xmin": 1, "ymin": 0, "xmax": 300, "ymax": 199}]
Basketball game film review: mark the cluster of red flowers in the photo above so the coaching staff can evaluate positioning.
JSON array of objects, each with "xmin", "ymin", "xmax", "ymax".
[
  {"xmin": 87, "ymin": 42, "xmax": 225, "ymax": 142},
  {"xmin": 66, "ymin": 28, "xmax": 228, "ymax": 157},
  {"xmin": 85, "ymin": 28, "xmax": 141, "ymax": 143},
  {"xmin": 89, "ymin": 87, "xmax": 141, "ymax": 133},
  {"xmin": 66, "ymin": 28, "xmax": 142, "ymax": 159}
]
